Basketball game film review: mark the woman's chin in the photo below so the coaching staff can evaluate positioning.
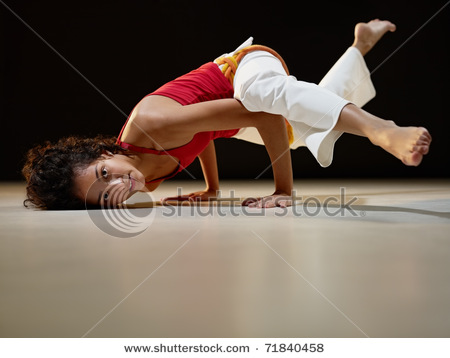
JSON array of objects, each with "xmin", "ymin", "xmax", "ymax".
[{"xmin": 132, "ymin": 175, "xmax": 146, "ymax": 192}]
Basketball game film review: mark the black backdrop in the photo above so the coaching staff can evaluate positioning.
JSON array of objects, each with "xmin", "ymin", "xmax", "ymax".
[{"xmin": 1, "ymin": 0, "xmax": 449, "ymax": 181}]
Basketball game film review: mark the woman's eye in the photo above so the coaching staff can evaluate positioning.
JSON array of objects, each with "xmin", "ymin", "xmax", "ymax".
[
  {"xmin": 101, "ymin": 167, "xmax": 108, "ymax": 179},
  {"xmin": 103, "ymin": 192, "xmax": 109, "ymax": 201}
]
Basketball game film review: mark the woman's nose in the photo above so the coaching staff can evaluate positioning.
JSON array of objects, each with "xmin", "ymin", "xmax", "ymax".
[
  {"xmin": 109, "ymin": 177, "xmax": 123, "ymax": 186},
  {"xmin": 108, "ymin": 173, "xmax": 129, "ymax": 188}
]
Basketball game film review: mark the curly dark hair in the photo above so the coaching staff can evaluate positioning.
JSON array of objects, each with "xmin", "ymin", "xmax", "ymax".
[{"xmin": 22, "ymin": 135, "xmax": 127, "ymax": 210}]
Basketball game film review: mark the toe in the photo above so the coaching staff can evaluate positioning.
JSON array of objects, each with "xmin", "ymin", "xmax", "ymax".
[
  {"xmin": 403, "ymin": 152, "xmax": 423, "ymax": 166},
  {"xmin": 419, "ymin": 145, "xmax": 429, "ymax": 155},
  {"xmin": 410, "ymin": 151, "xmax": 423, "ymax": 166},
  {"xmin": 418, "ymin": 127, "xmax": 431, "ymax": 140}
]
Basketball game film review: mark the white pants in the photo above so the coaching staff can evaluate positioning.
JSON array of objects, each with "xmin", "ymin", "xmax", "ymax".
[{"xmin": 223, "ymin": 41, "xmax": 376, "ymax": 167}]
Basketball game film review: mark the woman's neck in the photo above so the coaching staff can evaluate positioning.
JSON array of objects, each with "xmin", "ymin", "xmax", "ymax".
[{"xmin": 134, "ymin": 152, "xmax": 179, "ymax": 182}]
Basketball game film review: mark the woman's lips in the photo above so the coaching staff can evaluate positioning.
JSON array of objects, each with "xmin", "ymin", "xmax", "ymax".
[{"xmin": 129, "ymin": 175, "xmax": 135, "ymax": 192}]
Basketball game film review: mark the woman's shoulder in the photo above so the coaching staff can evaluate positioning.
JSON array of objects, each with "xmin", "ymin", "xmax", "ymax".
[{"xmin": 127, "ymin": 97, "xmax": 192, "ymax": 149}]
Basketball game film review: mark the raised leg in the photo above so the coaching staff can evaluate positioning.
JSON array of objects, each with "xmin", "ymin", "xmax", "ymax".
[
  {"xmin": 334, "ymin": 20, "xmax": 431, "ymax": 166},
  {"xmin": 352, "ymin": 19, "xmax": 396, "ymax": 56},
  {"xmin": 318, "ymin": 19, "xmax": 396, "ymax": 105},
  {"xmin": 335, "ymin": 104, "xmax": 431, "ymax": 166}
]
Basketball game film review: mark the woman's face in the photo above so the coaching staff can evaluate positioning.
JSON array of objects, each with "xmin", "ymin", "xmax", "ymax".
[{"xmin": 74, "ymin": 153, "xmax": 146, "ymax": 207}]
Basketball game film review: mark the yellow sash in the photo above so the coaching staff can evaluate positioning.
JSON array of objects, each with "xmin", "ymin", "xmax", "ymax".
[{"xmin": 215, "ymin": 45, "xmax": 294, "ymax": 145}]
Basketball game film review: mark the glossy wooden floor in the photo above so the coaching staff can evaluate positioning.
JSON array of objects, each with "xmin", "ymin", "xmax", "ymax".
[{"xmin": 1, "ymin": 179, "xmax": 449, "ymax": 338}]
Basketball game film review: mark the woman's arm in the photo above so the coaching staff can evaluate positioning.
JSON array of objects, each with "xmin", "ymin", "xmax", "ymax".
[
  {"xmin": 170, "ymin": 99, "xmax": 260, "ymax": 134},
  {"xmin": 160, "ymin": 141, "xmax": 220, "ymax": 202},
  {"xmin": 257, "ymin": 116, "xmax": 293, "ymax": 195},
  {"xmin": 137, "ymin": 97, "xmax": 261, "ymax": 145},
  {"xmin": 176, "ymin": 99, "xmax": 294, "ymax": 206},
  {"xmin": 198, "ymin": 140, "xmax": 220, "ymax": 193},
  {"xmin": 178, "ymin": 101, "xmax": 294, "ymax": 207},
  {"xmin": 244, "ymin": 115, "xmax": 293, "ymax": 208},
  {"xmin": 139, "ymin": 97, "xmax": 294, "ymax": 207}
]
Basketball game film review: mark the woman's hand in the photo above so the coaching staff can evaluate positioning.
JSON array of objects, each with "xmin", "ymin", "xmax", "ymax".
[
  {"xmin": 161, "ymin": 188, "xmax": 218, "ymax": 204},
  {"xmin": 242, "ymin": 191, "xmax": 293, "ymax": 208}
]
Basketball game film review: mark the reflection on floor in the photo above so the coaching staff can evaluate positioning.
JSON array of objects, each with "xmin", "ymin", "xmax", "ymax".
[{"xmin": 1, "ymin": 179, "xmax": 449, "ymax": 338}]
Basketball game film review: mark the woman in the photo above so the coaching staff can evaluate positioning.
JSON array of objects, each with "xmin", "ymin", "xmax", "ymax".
[{"xmin": 22, "ymin": 19, "xmax": 431, "ymax": 210}]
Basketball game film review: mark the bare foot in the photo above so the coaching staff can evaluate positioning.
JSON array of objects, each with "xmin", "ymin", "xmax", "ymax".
[
  {"xmin": 352, "ymin": 19, "xmax": 396, "ymax": 56},
  {"xmin": 370, "ymin": 124, "xmax": 432, "ymax": 166}
]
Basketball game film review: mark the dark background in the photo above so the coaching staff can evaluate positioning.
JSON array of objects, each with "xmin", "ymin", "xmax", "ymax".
[{"xmin": 1, "ymin": 0, "xmax": 449, "ymax": 182}]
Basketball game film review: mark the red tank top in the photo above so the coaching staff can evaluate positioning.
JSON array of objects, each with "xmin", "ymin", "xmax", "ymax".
[{"xmin": 116, "ymin": 62, "xmax": 240, "ymax": 183}]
